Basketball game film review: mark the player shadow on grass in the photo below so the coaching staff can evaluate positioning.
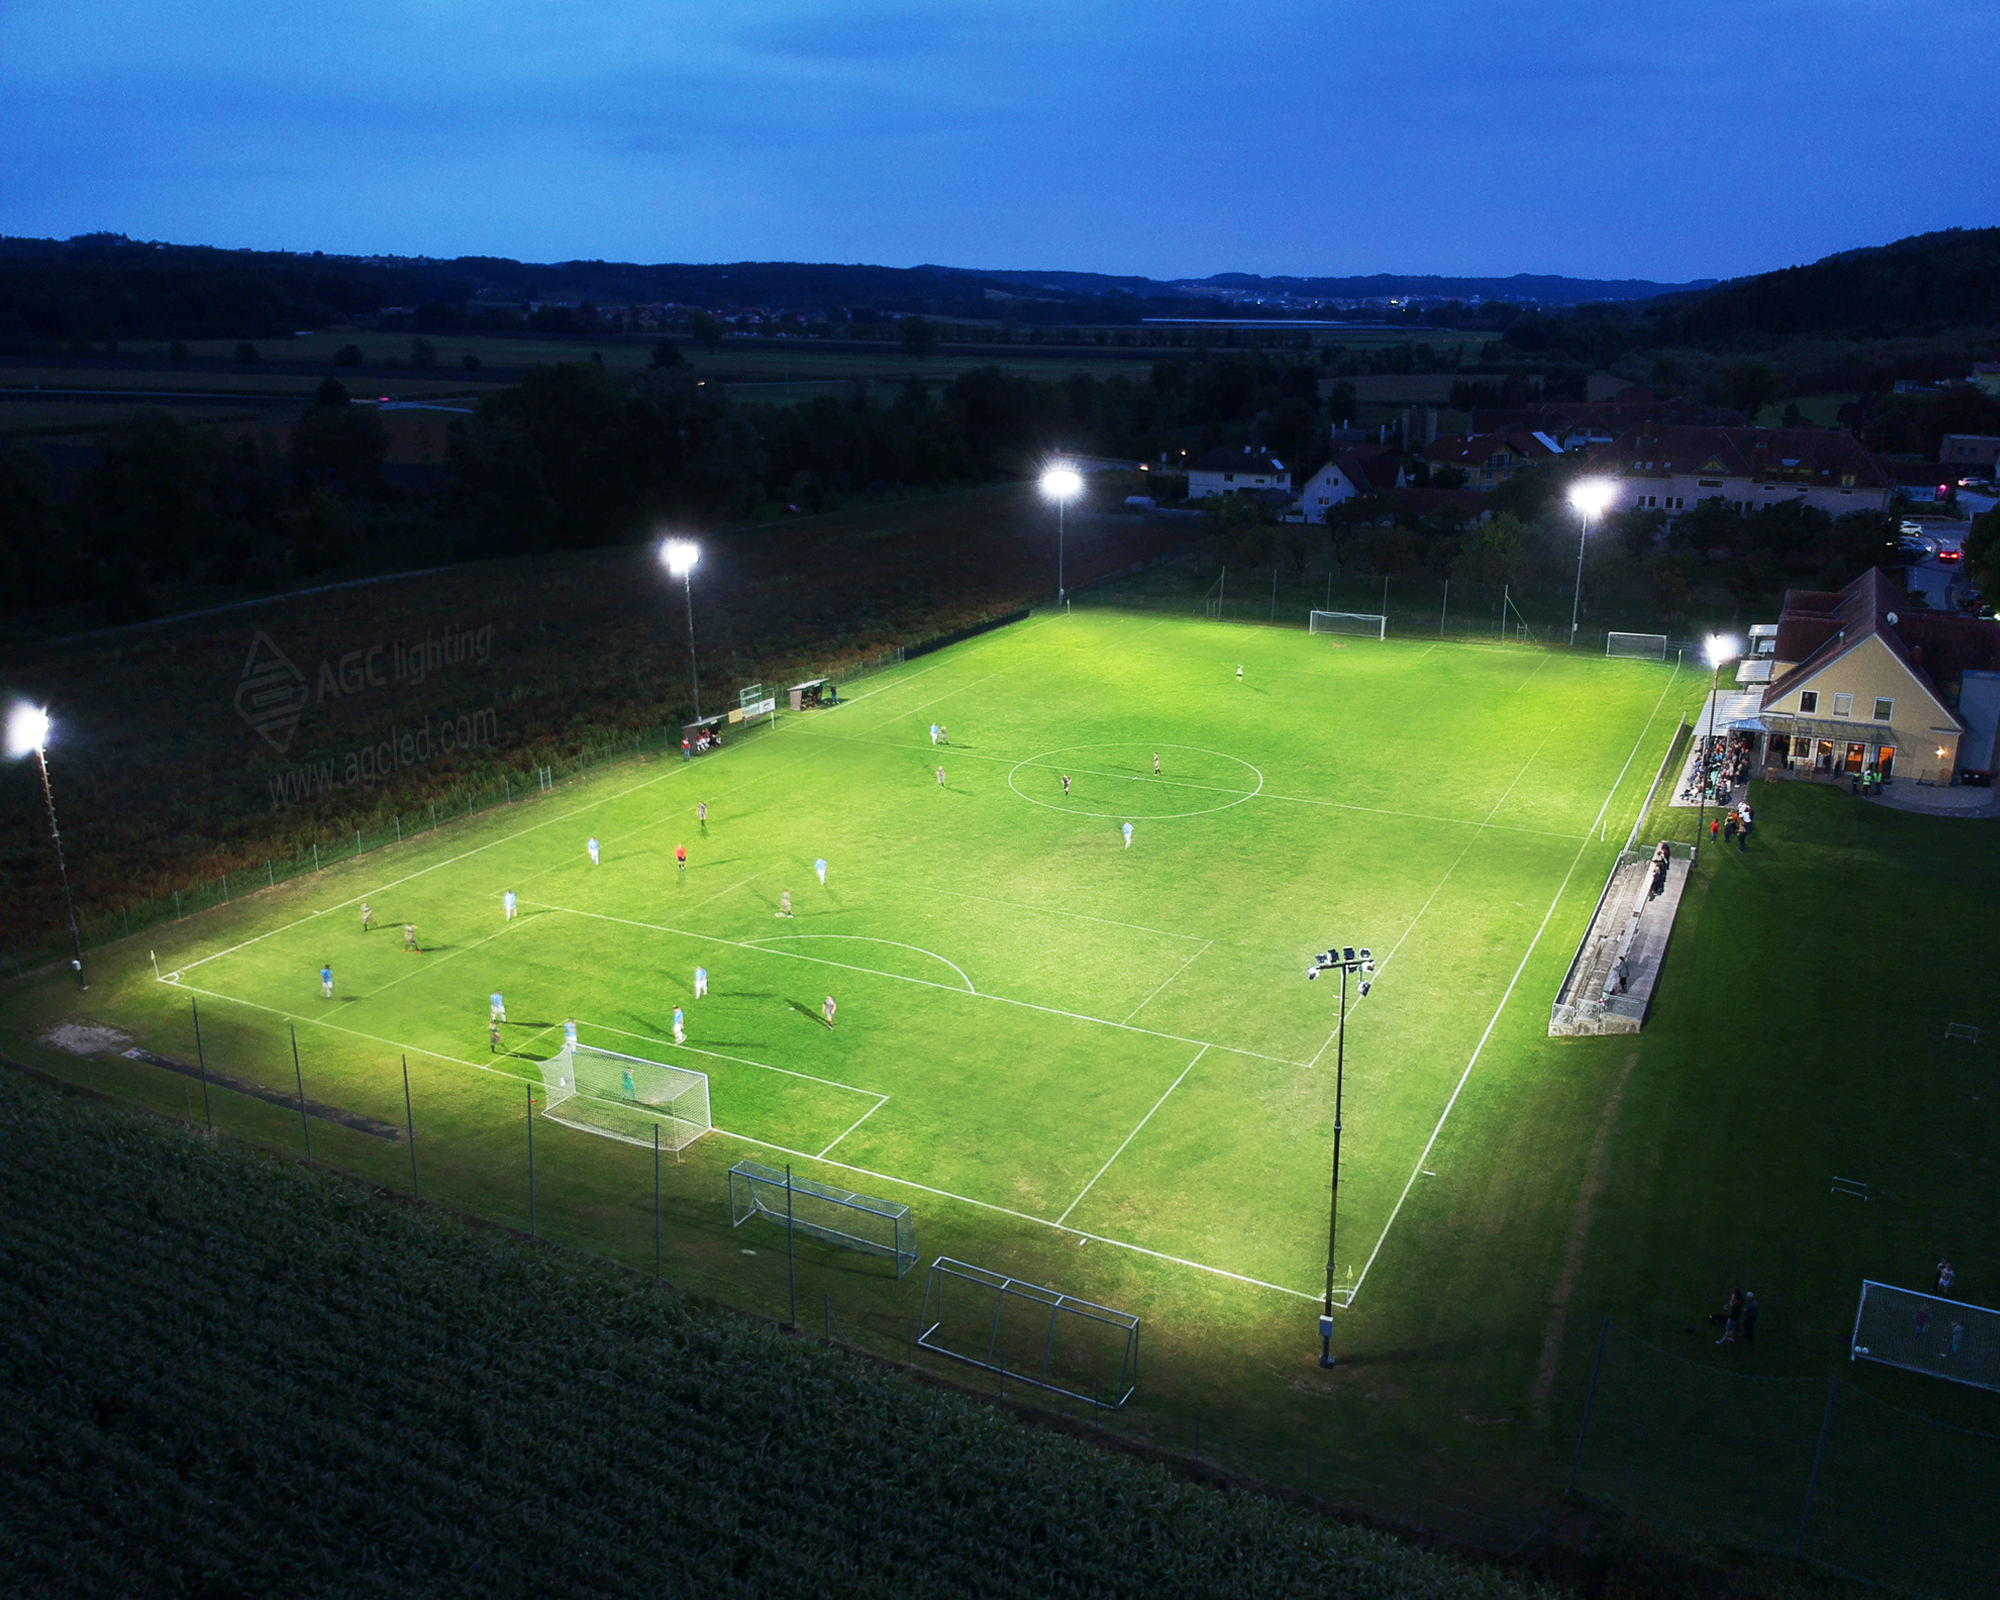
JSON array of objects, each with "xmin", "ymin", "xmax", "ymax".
[{"xmin": 787, "ymin": 999, "xmax": 835, "ymax": 1030}]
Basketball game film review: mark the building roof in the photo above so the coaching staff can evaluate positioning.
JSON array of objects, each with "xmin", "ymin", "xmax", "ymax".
[
  {"xmin": 1420, "ymin": 430, "xmax": 1561, "ymax": 469},
  {"xmin": 1187, "ymin": 445, "xmax": 1287, "ymax": 476},
  {"xmin": 1590, "ymin": 425, "xmax": 1891, "ymax": 489},
  {"xmin": 1333, "ymin": 446, "xmax": 1404, "ymax": 495},
  {"xmin": 1470, "ymin": 398, "xmax": 1743, "ymax": 437},
  {"xmin": 1761, "ymin": 568, "xmax": 2000, "ymax": 725}
]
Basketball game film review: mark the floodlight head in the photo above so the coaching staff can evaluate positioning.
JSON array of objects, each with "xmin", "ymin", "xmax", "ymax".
[
  {"xmin": 5, "ymin": 703, "xmax": 50, "ymax": 759},
  {"xmin": 1358, "ymin": 979, "xmax": 1372, "ymax": 998},
  {"xmin": 1306, "ymin": 966, "xmax": 1319, "ymax": 980},
  {"xmin": 1568, "ymin": 478, "xmax": 1617, "ymax": 520},
  {"xmin": 1703, "ymin": 632, "xmax": 1742, "ymax": 668},
  {"xmin": 1040, "ymin": 464, "xmax": 1083, "ymax": 502},
  {"xmin": 661, "ymin": 538, "xmax": 700, "ymax": 577}
]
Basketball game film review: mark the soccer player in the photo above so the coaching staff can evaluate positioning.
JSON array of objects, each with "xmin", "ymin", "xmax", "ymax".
[
  {"xmin": 1236, "ymin": 664, "xmax": 1243, "ymax": 682},
  {"xmin": 490, "ymin": 992, "xmax": 506, "ymax": 1024},
  {"xmin": 360, "ymin": 902, "xmax": 372, "ymax": 933},
  {"xmin": 403, "ymin": 923, "xmax": 419, "ymax": 952},
  {"xmin": 697, "ymin": 800, "xmax": 708, "ymax": 836},
  {"xmin": 822, "ymin": 994, "xmax": 837, "ymax": 1029},
  {"xmin": 1122, "ymin": 821, "xmax": 1133, "ymax": 848},
  {"xmin": 676, "ymin": 843, "xmax": 688, "ymax": 876},
  {"xmin": 621, "ymin": 1067, "xmax": 636, "ymax": 1100},
  {"xmin": 673, "ymin": 1006, "xmax": 686, "ymax": 1045},
  {"xmin": 929, "ymin": 723, "xmax": 938, "ymax": 746},
  {"xmin": 1153, "ymin": 752, "xmax": 1161, "ymax": 776},
  {"xmin": 939, "ymin": 725, "xmax": 948, "ymax": 746},
  {"xmin": 502, "ymin": 890, "xmax": 518, "ymax": 921},
  {"xmin": 1061, "ymin": 773, "xmax": 1071, "ymax": 796},
  {"xmin": 490, "ymin": 1021, "xmax": 502, "ymax": 1054},
  {"xmin": 814, "ymin": 857, "xmax": 827, "ymax": 886},
  {"xmin": 321, "ymin": 964, "xmax": 333, "ymax": 999},
  {"xmin": 587, "ymin": 836, "xmax": 600, "ymax": 866},
  {"xmin": 778, "ymin": 890, "xmax": 794, "ymax": 918},
  {"xmin": 564, "ymin": 1017, "xmax": 578, "ymax": 1050},
  {"xmin": 936, "ymin": 765, "xmax": 946, "ymax": 788},
  {"xmin": 694, "ymin": 965, "xmax": 708, "ymax": 999}
]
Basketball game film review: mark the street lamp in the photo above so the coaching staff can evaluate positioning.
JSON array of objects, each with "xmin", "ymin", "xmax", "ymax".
[
  {"xmin": 1694, "ymin": 633, "xmax": 1741, "ymax": 861},
  {"xmin": 7, "ymin": 703, "xmax": 86, "ymax": 990},
  {"xmin": 1567, "ymin": 478, "xmax": 1617, "ymax": 648},
  {"xmin": 1305, "ymin": 942, "xmax": 1375, "ymax": 1367},
  {"xmin": 1040, "ymin": 462, "xmax": 1083, "ymax": 601},
  {"xmin": 659, "ymin": 539, "xmax": 702, "ymax": 722}
]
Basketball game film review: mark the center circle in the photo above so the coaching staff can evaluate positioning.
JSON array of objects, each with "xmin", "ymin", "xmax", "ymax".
[{"xmin": 1007, "ymin": 743, "xmax": 1264, "ymax": 820}]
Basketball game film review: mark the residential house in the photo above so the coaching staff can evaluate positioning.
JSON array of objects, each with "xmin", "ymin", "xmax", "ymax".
[
  {"xmin": 1186, "ymin": 445, "xmax": 1291, "ymax": 501},
  {"xmin": 1471, "ymin": 397, "xmax": 1743, "ymax": 455},
  {"xmin": 1420, "ymin": 430, "xmax": 1562, "ymax": 489},
  {"xmin": 1939, "ymin": 434, "xmax": 2000, "ymax": 474},
  {"xmin": 1586, "ymin": 426, "xmax": 1892, "ymax": 520},
  {"xmin": 1971, "ymin": 362, "xmax": 2000, "ymax": 397},
  {"xmin": 1752, "ymin": 569, "xmax": 2000, "ymax": 785},
  {"xmin": 1886, "ymin": 459, "xmax": 1956, "ymax": 507},
  {"xmin": 1292, "ymin": 447, "xmax": 1406, "ymax": 522}
]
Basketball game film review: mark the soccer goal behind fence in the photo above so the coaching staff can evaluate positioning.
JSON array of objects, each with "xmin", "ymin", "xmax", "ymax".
[
  {"xmin": 1851, "ymin": 1279, "xmax": 2000, "ymax": 1393},
  {"xmin": 1310, "ymin": 610, "xmax": 1387, "ymax": 641},
  {"xmin": 1607, "ymin": 631, "xmax": 1670, "ymax": 660},
  {"xmin": 539, "ymin": 1042, "xmax": 710, "ymax": 1152},
  {"xmin": 916, "ymin": 1257, "xmax": 1139, "ymax": 1407},
  {"xmin": 728, "ymin": 1159, "xmax": 918, "ymax": 1277}
]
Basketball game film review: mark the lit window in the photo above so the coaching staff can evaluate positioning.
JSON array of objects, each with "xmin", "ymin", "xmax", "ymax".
[
  {"xmin": 1873, "ymin": 698, "xmax": 1893, "ymax": 721},
  {"xmin": 1799, "ymin": 691, "xmax": 1819, "ymax": 714},
  {"xmin": 1832, "ymin": 693, "xmax": 1853, "ymax": 718}
]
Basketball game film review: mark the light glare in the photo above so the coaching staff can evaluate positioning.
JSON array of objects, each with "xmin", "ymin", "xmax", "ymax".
[
  {"xmin": 6, "ymin": 703, "xmax": 50, "ymax": 759},
  {"xmin": 1040, "ymin": 465, "xmax": 1083, "ymax": 501},
  {"xmin": 661, "ymin": 539, "xmax": 700, "ymax": 576},
  {"xmin": 1568, "ymin": 478, "xmax": 1617, "ymax": 519},
  {"xmin": 1704, "ymin": 633, "xmax": 1742, "ymax": 668}
]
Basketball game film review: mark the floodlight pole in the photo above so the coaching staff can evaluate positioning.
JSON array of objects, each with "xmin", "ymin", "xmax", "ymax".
[
  {"xmin": 1057, "ymin": 496, "xmax": 1066, "ymax": 602},
  {"xmin": 33, "ymin": 742, "xmax": 87, "ymax": 991},
  {"xmin": 1569, "ymin": 510, "xmax": 1590, "ymax": 649},
  {"xmin": 680, "ymin": 568, "xmax": 702, "ymax": 722},
  {"xmin": 1321, "ymin": 960, "xmax": 1349, "ymax": 1368},
  {"xmin": 1694, "ymin": 654, "xmax": 1722, "ymax": 864}
]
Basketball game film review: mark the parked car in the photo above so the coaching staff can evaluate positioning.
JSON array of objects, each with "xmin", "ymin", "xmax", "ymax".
[{"xmin": 1938, "ymin": 546, "xmax": 1962, "ymax": 563}]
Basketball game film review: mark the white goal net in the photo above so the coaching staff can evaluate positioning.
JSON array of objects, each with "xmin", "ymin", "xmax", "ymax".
[
  {"xmin": 540, "ymin": 1041, "xmax": 710, "ymax": 1151},
  {"xmin": 729, "ymin": 1159, "xmax": 918, "ymax": 1277},
  {"xmin": 1310, "ymin": 610, "xmax": 1387, "ymax": 641},
  {"xmin": 1607, "ymin": 631, "xmax": 1669, "ymax": 660},
  {"xmin": 1851, "ymin": 1279, "xmax": 2000, "ymax": 1393}
]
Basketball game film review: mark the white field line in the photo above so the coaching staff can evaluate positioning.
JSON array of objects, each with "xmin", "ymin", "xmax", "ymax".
[
  {"xmin": 818, "ymin": 1096, "xmax": 889, "ymax": 1158},
  {"xmin": 924, "ymin": 886, "xmax": 1208, "ymax": 945},
  {"xmin": 1586, "ymin": 662, "xmax": 1682, "ymax": 841},
  {"xmin": 832, "ymin": 611, "xmax": 1059, "ymax": 709},
  {"xmin": 1123, "ymin": 941, "xmax": 1212, "ymax": 1023},
  {"xmin": 1056, "ymin": 1045, "xmax": 1206, "ymax": 1227},
  {"xmin": 579, "ymin": 1019, "xmax": 885, "ymax": 1101},
  {"xmin": 360, "ymin": 913, "xmax": 525, "ymax": 1000},
  {"xmin": 535, "ymin": 902, "xmax": 1307, "ymax": 1067},
  {"xmin": 745, "ymin": 933, "xmax": 975, "ymax": 993},
  {"xmin": 1512, "ymin": 654, "xmax": 1553, "ymax": 693},
  {"xmin": 705, "ymin": 1123, "xmax": 1316, "ymax": 1301},
  {"xmin": 1340, "ymin": 672, "xmax": 1685, "ymax": 1307}
]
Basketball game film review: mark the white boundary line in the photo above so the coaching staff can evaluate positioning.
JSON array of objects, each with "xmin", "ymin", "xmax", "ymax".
[
  {"xmin": 1340, "ymin": 665, "xmax": 1687, "ymax": 1306},
  {"xmin": 923, "ymin": 886, "xmax": 1207, "ymax": 945},
  {"xmin": 745, "ymin": 933, "xmax": 976, "ymax": 993},
  {"xmin": 818, "ymin": 1098, "xmax": 889, "ymax": 1159},
  {"xmin": 580, "ymin": 1020, "xmax": 884, "ymax": 1102},
  {"xmin": 1123, "ymin": 941, "xmax": 1212, "ymax": 1024},
  {"xmin": 1056, "ymin": 1044, "xmax": 1207, "ymax": 1227}
]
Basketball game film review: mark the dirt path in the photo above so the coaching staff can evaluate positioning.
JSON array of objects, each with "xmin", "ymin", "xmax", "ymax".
[{"xmin": 1531, "ymin": 1051, "xmax": 1637, "ymax": 1422}]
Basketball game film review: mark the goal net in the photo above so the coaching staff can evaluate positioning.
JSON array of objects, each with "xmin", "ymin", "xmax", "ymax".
[
  {"xmin": 540, "ymin": 1041, "xmax": 710, "ymax": 1152},
  {"xmin": 1311, "ymin": 610, "xmax": 1387, "ymax": 641},
  {"xmin": 1607, "ymin": 631, "xmax": 1669, "ymax": 660},
  {"xmin": 729, "ymin": 1159, "xmax": 918, "ymax": 1277},
  {"xmin": 1851, "ymin": 1279, "xmax": 2000, "ymax": 1393}
]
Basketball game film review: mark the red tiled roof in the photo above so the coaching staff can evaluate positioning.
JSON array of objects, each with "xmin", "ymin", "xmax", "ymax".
[
  {"xmin": 1592, "ymin": 425, "xmax": 1890, "ymax": 488},
  {"xmin": 1421, "ymin": 430, "xmax": 1560, "ymax": 467},
  {"xmin": 1763, "ymin": 568, "xmax": 2000, "ymax": 721}
]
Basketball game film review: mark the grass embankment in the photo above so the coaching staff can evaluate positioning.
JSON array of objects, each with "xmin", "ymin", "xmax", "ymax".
[{"xmin": 0, "ymin": 1071, "xmax": 1548, "ymax": 1600}]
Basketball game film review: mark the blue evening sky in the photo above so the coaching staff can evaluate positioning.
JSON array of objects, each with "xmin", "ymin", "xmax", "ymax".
[{"xmin": 1, "ymin": 0, "xmax": 1993, "ymax": 282}]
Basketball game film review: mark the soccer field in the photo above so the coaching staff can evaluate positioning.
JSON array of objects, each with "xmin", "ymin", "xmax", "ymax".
[{"xmin": 138, "ymin": 610, "xmax": 1684, "ymax": 1308}]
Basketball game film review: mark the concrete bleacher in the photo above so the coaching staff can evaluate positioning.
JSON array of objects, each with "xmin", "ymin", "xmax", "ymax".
[{"xmin": 1549, "ymin": 844, "xmax": 1692, "ymax": 1036}]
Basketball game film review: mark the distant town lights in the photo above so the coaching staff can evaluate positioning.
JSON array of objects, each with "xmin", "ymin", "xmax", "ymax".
[
  {"xmin": 5, "ymin": 703, "xmax": 50, "ymax": 759},
  {"xmin": 661, "ymin": 539, "xmax": 700, "ymax": 577}
]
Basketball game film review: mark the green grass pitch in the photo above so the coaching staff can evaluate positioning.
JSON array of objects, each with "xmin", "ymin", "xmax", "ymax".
[{"xmin": 128, "ymin": 611, "xmax": 1685, "ymax": 1307}]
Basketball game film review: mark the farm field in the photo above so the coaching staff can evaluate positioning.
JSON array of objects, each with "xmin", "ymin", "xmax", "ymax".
[{"xmin": 8, "ymin": 608, "xmax": 1998, "ymax": 1564}]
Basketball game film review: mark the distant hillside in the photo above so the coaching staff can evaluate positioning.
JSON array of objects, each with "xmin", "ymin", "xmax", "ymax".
[
  {"xmin": 0, "ymin": 233, "xmax": 1709, "ymax": 343},
  {"xmin": 1643, "ymin": 228, "xmax": 2000, "ymax": 342}
]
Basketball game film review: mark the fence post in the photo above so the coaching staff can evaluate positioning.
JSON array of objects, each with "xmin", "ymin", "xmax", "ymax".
[
  {"xmin": 174, "ymin": 890, "xmax": 181, "ymax": 920},
  {"xmin": 505, "ymin": 777, "xmax": 510, "ymax": 803},
  {"xmin": 526, "ymin": 1084, "xmax": 537, "ymax": 1237},
  {"xmin": 1440, "ymin": 578, "xmax": 1449, "ymax": 637},
  {"xmin": 221, "ymin": 873, "xmax": 228, "ymax": 902},
  {"xmin": 289, "ymin": 1024, "xmax": 312, "ymax": 1163},
  {"xmin": 1794, "ymin": 1379, "xmax": 1838, "ymax": 1563},
  {"xmin": 355, "ymin": 828, "xmax": 361, "ymax": 855},
  {"xmin": 267, "ymin": 859, "xmax": 273, "ymax": 886},
  {"xmin": 652, "ymin": 1124, "xmax": 661, "ymax": 1282},
  {"xmin": 430, "ymin": 802, "xmax": 436, "ymax": 830},
  {"xmin": 191, "ymin": 998, "xmax": 212, "ymax": 1130},
  {"xmin": 395, "ymin": 816, "xmax": 401, "ymax": 843},
  {"xmin": 402, "ymin": 1055, "xmax": 419, "ymax": 1200},
  {"xmin": 312, "ymin": 842, "xmax": 319, "ymax": 872},
  {"xmin": 785, "ymin": 1163, "xmax": 798, "ymax": 1329},
  {"xmin": 1567, "ymin": 1317, "xmax": 1612, "ymax": 1495}
]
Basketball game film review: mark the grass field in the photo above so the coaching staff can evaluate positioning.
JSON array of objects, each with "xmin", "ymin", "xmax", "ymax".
[{"xmin": 10, "ymin": 606, "xmax": 2000, "ymax": 1575}]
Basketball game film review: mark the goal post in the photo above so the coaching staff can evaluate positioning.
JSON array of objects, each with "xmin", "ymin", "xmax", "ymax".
[
  {"xmin": 729, "ymin": 1159, "xmax": 918, "ymax": 1277},
  {"xmin": 539, "ymin": 1041, "xmax": 710, "ymax": 1152},
  {"xmin": 1310, "ymin": 610, "xmax": 1387, "ymax": 641},
  {"xmin": 1607, "ymin": 631, "xmax": 1669, "ymax": 660},
  {"xmin": 1851, "ymin": 1279, "xmax": 2000, "ymax": 1393}
]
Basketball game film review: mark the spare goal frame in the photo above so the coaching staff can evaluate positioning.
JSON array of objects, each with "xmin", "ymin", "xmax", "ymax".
[
  {"xmin": 1850, "ymin": 1278, "xmax": 2000, "ymax": 1393},
  {"xmin": 729, "ymin": 1159, "xmax": 918, "ymax": 1277},
  {"xmin": 1310, "ymin": 610, "xmax": 1387, "ymax": 641},
  {"xmin": 916, "ymin": 1257, "xmax": 1139, "ymax": 1407}
]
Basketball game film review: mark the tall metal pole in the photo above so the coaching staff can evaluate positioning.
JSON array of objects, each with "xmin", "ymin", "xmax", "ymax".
[
  {"xmin": 1569, "ymin": 513, "xmax": 1590, "ymax": 647},
  {"xmin": 1057, "ymin": 498, "xmax": 1066, "ymax": 601},
  {"xmin": 402, "ymin": 1055, "xmax": 419, "ymax": 1200},
  {"xmin": 1694, "ymin": 658, "xmax": 1720, "ymax": 863},
  {"xmin": 34, "ymin": 746, "xmax": 86, "ymax": 989},
  {"xmin": 1321, "ymin": 963, "xmax": 1348, "ymax": 1368},
  {"xmin": 682, "ymin": 571, "xmax": 702, "ymax": 721}
]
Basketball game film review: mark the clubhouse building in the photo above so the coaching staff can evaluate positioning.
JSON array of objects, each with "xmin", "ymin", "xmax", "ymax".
[{"xmin": 1742, "ymin": 570, "xmax": 2000, "ymax": 786}]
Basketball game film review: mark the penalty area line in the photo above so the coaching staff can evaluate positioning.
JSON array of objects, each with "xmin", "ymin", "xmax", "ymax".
[{"xmin": 1056, "ymin": 1044, "xmax": 1206, "ymax": 1227}]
